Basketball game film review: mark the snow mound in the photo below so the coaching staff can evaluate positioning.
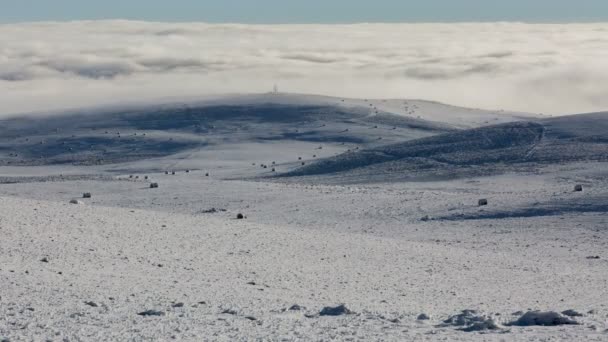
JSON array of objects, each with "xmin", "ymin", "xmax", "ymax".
[{"xmin": 508, "ymin": 311, "xmax": 579, "ymax": 326}]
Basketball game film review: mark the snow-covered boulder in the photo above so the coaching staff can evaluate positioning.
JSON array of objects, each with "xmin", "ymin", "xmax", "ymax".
[{"xmin": 508, "ymin": 311, "xmax": 579, "ymax": 326}]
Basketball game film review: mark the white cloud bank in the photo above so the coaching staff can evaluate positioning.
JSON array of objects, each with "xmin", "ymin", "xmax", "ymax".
[{"xmin": 1, "ymin": 21, "xmax": 608, "ymax": 116}]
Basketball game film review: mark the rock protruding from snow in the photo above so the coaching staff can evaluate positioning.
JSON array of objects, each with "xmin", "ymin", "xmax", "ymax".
[
  {"xmin": 440, "ymin": 310, "xmax": 500, "ymax": 332},
  {"xmin": 508, "ymin": 311, "xmax": 579, "ymax": 326},
  {"xmin": 561, "ymin": 309, "xmax": 584, "ymax": 317},
  {"xmin": 417, "ymin": 313, "xmax": 430, "ymax": 320},
  {"xmin": 137, "ymin": 310, "xmax": 165, "ymax": 317},
  {"xmin": 319, "ymin": 304, "xmax": 352, "ymax": 316},
  {"xmin": 69, "ymin": 199, "xmax": 83, "ymax": 205},
  {"xmin": 459, "ymin": 319, "xmax": 500, "ymax": 332}
]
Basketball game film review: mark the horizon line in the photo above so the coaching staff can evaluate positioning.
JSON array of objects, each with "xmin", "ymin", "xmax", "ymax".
[{"xmin": 2, "ymin": 18, "xmax": 608, "ymax": 26}]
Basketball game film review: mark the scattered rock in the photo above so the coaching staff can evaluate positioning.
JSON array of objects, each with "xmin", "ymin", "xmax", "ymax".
[
  {"xmin": 40, "ymin": 257, "xmax": 49, "ymax": 263},
  {"xmin": 236, "ymin": 213, "xmax": 245, "ymax": 220},
  {"xmin": 561, "ymin": 309, "xmax": 584, "ymax": 317},
  {"xmin": 69, "ymin": 199, "xmax": 83, "ymax": 205},
  {"xmin": 440, "ymin": 310, "xmax": 499, "ymax": 332},
  {"xmin": 507, "ymin": 311, "xmax": 579, "ymax": 326},
  {"xmin": 171, "ymin": 302, "xmax": 184, "ymax": 308},
  {"xmin": 82, "ymin": 193, "xmax": 92, "ymax": 198},
  {"xmin": 137, "ymin": 310, "xmax": 165, "ymax": 317},
  {"xmin": 222, "ymin": 309, "xmax": 238, "ymax": 315},
  {"xmin": 586, "ymin": 256, "xmax": 600, "ymax": 260},
  {"xmin": 201, "ymin": 208, "xmax": 226, "ymax": 214},
  {"xmin": 244, "ymin": 316, "xmax": 257, "ymax": 321},
  {"xmin": 478, "ymin": 199, "xmax": 488, "ymax": 206},
  {"xmin": 442, "ymin": 310, "xmax": 484, "ymax": 327},
  {"xmin": 459, "ymin": 319, "xmax": 500, "ymax": 332},
  {"xmin": 150, "ymin": 183, "xmax": 159, "ymax": 189},
  {"xmin": 417, "ymin": 313, "xmax": 430, "ymax": 320},
  {"xmin": 319, "ymin": 304, "xmax": 352, "ymax": 316},
  {"xmin": 288, "ymin": 304, "xmax": 303, "ymax": 311},
  {"xmin": 84, "ymin": 301, "xmax": 98, "ymax": 307}
]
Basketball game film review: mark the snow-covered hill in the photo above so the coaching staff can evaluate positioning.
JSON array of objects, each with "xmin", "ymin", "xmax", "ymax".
[
  {"xmin": 283, "ymin": 112, "xmax": 608, "ymax": 183},
  {"xmin": 1, "ymin": 94, "xmax": 607, "ymax": 341}
]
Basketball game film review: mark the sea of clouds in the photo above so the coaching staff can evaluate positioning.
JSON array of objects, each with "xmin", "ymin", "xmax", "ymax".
[{"xmin": 1, "ymin": 21, "xmax": 607, "ymax": 116}]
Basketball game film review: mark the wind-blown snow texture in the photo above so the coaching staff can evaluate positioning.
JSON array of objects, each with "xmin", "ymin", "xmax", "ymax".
[{"xmin": 1, "ymin": 94, "xmax": 607, "ymax": 341}]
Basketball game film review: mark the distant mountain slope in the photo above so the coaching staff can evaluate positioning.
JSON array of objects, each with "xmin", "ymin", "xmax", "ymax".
[
  {"xmin": 195, "ymin": 93, "xmax": 538, "ymax": 129},
  {"xmin": 282, "ymin": 112, "xmax": 608, "ymax": 182},
  {"xmin": 0, "ymin": 98, "xmax": 453, "ymax": 167}
]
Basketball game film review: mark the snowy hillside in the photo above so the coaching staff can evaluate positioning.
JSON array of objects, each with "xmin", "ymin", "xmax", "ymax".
[
  {"xmin": 1, "ymin": 94, "xmax": 607, "ymax": 341},
  {"xmin": 284, "ymin": 112, "xmax": 608, "ymax": 183}
]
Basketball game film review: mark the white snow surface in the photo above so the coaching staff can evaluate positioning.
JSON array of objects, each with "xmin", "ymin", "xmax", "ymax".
[{"xmin": 1, "ymin": 95, "xmax": 607, "ymax": 341}]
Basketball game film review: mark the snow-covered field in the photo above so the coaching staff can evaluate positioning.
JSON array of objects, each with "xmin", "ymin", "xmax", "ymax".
[{"xmin": 1, "ymin": 94, "xmax": 607, "ymax": 341}]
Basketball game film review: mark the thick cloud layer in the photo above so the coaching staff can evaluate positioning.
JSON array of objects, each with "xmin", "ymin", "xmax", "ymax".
[{"xmin": 1, "ymin": 21, "xmax": 608, "ymax": 116}]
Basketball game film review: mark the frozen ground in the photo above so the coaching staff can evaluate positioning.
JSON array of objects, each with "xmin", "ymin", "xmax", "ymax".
[{"xmin": 1, "ymin": 94, "xmax": 607, "ymax": 341}]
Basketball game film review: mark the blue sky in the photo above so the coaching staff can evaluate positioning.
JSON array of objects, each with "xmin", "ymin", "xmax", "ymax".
[{"xmin": 1, "ymin": 0, "xmax": 607, "ymax": 23}]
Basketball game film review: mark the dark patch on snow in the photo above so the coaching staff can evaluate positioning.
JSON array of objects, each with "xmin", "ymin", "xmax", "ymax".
[
  {"xmin": 200, "ymin": 208, "xmax": 227, "ymax": 214},
  {"xmin": 319, "ymin": 304, "xmax": 353, "ymax": 316},
  {"xmin": 137, "ymin": 310, "xmax": 165, "ymax": 317},
  {"xmin": 440, "ymin": 310, "xmax": 501, "ymax": 332},
  {"xmin": 561, "ymin": 309, "xmax": 584, "ymax": 317},
  {"xmin": 221, "ymin": 309, "xmax": 238, "ymax": 315},
  {"xmin": 417, "ymin": 313, "xmax": 430, "ymax": 320}
]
